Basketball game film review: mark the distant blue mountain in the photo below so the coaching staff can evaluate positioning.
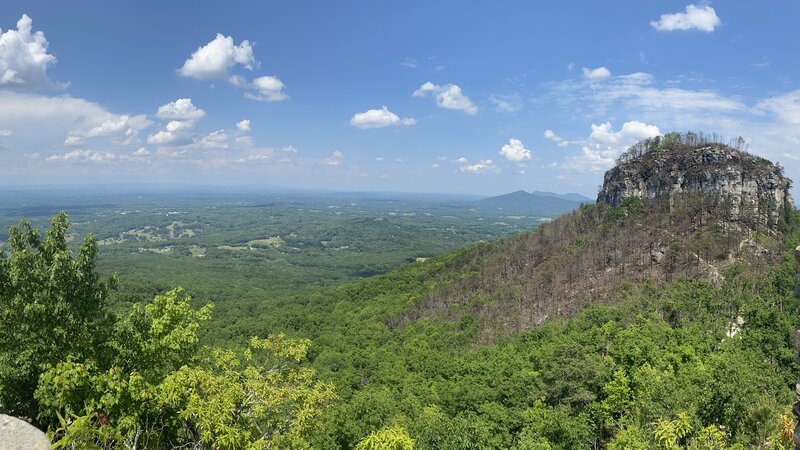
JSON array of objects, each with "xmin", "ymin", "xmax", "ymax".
[
  {"xmin": 476, "ymin": 190, "xmax": 589, "ymax": 216},
  {"xmin": 530, "ymin": 191, "xmax": 593, "ymax": 202}
]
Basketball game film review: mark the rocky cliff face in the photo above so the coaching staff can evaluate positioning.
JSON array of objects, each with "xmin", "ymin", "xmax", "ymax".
[{"xmin": 597, "ymin": 143, "xmax": 793, "ymax": 230}]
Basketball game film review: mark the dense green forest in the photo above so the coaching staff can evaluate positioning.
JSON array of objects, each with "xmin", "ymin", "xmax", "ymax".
[{"xmin": 1, "ymin": 189, "xmax": 799, "ymax": 448}]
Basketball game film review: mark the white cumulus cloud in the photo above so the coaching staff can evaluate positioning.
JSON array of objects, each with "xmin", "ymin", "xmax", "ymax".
[
  {"xmin": 413, "ymin": 82, "xmax": 478, "ymax": 115},
  {"xmin": 177, "ymin": 35, "xmax": 291, "ymax": 103},
  {"xmin": 236, "ymin": 119, "xmax": 251, "ymax": 132},
  {"xmin": 156, "ymin": 98, "xmax": 206, "ymax": 120},
  {"xmin": 568, "ymin": 145, "xmax": 620, "ymax": 173},
  {"xmin": 194, "ymin": 130, "xmax": 230, "ymax": 150},
  {"xmin": 544, "ymin": 129, "xmax": 570, "ymax": 147},
  {"xmin": 582, "ymin": 66, "xmax": 611, "ymax": 80},
  {"xmin": 589, "ymin": 121, "xmax": 660, "ymax": 144},
  {"xmin": 0, "ymin": 91, "xmax": 154, "ymax": 157},
  {"xmin": 0, "ymin": 14, "xmax": 59, "ymax": 89},
  {"xmin": 619, "ymin": 121, "xmax": 661, "ymax": 141},
  {"xmin": 326, "ymin": 150, "xmax": 344, "ymax": 166},
  {"xmin": 499, "ymin": 138, "xmax": 532, "ymax": 162},
  {"xmin": 178, "ymin": 33, "xmax": 256, "ymax": 80},
  {"xmin": 650, "ymin": 4, "xmax": 720, "ymax": 32},
  {"xmin": 244, "ymin": 75, "xmax": 289, "ymax": 102},
  {"xmin": 147, "ymin": 120, "xmax": 196, "ymax": 146},
  {"xmin": 67, "ymin": 114, "xmax": 152, "ymax": 145},
  {"xmin": 350, "ymin": 107, "xmax": 416, "ymax": 129},
  {"xmin": 64, "ymin": 135, "xmax": 84, "ymax": 146},
  {"xmin": 85, "ymin": 116, "xmax": 131, "ymax": 137},
  {"xmin": 566, "ymin": 121, "xmax": 661, "ymax": 173},
  {"xmin": 460, "ymin": 159, "xmax": 497, "ymax": 174},
  {"xmin": 46, "ymin": 149, "xmax": 118, "ymax": 163},
  {"xmin": 589, "ymin": 122, "xmax": 619, "ymax": 143}
]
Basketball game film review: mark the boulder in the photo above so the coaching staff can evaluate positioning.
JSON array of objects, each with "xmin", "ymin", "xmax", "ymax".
[{"xmin": 0, "ymin": 415, "xmax": 51, "ymax": 450}]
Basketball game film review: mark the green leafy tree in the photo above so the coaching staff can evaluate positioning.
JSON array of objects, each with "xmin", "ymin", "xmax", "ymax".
[
  {"xmin": 36, "ymin": 288, "xmax": 335, "ymax": 449},
  {"xmin": 653, "ymin": 412, "xmax": 692, "ymax": 450},
  {"xmin": 601, "ymin": 369, "xmax": 633, "ymax": 429},
  {"xmin": 0, "ymin": 212, "xmax": 114, "ymax": 420},
  {"xmin": 35, "ymin": 288, "xmax": 211, "ymax": 447},
  {"xmin": 607, "ymin": 425, "xmax": 651, "ymax": 450},
  {"xmin": 159, "ymin": 334, "xmax": 337, "ymax": 449},
  {"xmin": 112, "ymin": 287, "xmax": 213, "ymax": 382},
  {"xmin": 687, "ymin": 425, "xmax": 730, "ymax": 450},
  {"xmin": 355, "ymin": 426, "xmax": 414, "ymax": 450},
  {"xmin": 514, "ymin": 400, "xmax": 593, "ymax": 450}
]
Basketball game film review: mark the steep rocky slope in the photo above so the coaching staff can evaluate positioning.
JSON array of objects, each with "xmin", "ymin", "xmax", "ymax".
[{"xmin": 404, "ymin": 134, "xmax": 794, "ymax": 341}]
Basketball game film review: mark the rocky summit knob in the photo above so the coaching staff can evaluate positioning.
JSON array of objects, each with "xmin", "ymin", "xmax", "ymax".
[{"xmin": 795, "ymin": 245, "xmax": 800, "ymax": 266}]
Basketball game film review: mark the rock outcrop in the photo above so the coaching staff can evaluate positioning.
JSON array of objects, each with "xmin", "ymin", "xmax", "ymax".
[
  {"xmin": 597, "ymin": 140, "xmax": 793, "ymax": 230},
  {"xmin": 0, "ymin": 414, "xmax": 51, "ymax": 450}
]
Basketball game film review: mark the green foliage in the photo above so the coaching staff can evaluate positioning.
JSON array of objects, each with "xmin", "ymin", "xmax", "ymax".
[
  {"xmin": 600, "ymin": 370, "xmax": 633, "ymax": 428},
  {"xmin": 36, "ymin": 296, "xmax": 335, "ymax": 449},
  {"xmin": 607, "ymin": 426, "xmax": 652, "ymax": 450},
  {"xmin": 0, "ymin": 212, "xmax": 115, "ymax": 420},
  {"xmin": 112, "ymin": 288, "xmax": 213, "ymax": 381},
  {"xmin": 355, "ymin": 426, "xmax": 415, "ymax": 450},
  {"xmin": 660, "ymin": 132, "xmax": 682, "ymax": 150},
  {"xmin": 158, "ymin": 335, "xmax": 336, "ymax": 449},
  {"xmin": 653, "ymin": 412, "xmax": 692, "ymax": 449},
  {"xmin": 603, "ymin": 196, "xmax": 644, "ymax": 222},
  {"xmin": 34, "ymin": 287, "xmax": 214, "ymax": 447}
]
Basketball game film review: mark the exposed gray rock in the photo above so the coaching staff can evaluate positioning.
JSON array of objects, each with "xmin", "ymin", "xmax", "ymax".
[
  {"xmin": 725, "ymin": 315, "xmax": 744, "ymax": 338},
  {"xmin": 0, "ymin": 414, "xmax": 51, "ymax": 450},
  {"xmin": 598, "ymin": 144, "xmax": 793, "ymax": 230},
  {"xmin": 650, "ymin": 245, "xmax": 666, "ymax": 264}
]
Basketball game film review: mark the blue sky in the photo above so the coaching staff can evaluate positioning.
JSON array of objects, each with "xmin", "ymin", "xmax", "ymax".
[{"xmin": 0, "ymin": 1, "xmax": 798, "ymax": 196}]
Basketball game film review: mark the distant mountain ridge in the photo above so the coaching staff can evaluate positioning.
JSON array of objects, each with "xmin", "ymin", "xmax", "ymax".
[
  {"xmin": 475, "ymin": 190, "xmax": 586, "ymax": 216},
  {"xmin": 530, "ymin": 191, "xmax": 592, "ymax": 202}
]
